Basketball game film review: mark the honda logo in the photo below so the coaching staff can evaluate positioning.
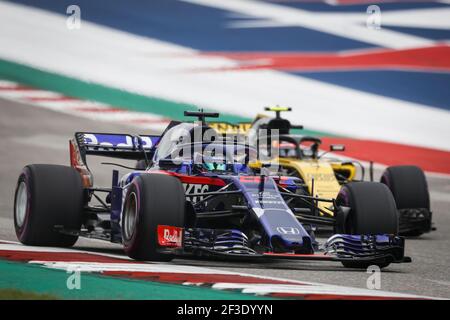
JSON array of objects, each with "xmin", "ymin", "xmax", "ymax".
[{"xmin": 276, "ymin": 227, "xmax": 300, "ymax": 235}]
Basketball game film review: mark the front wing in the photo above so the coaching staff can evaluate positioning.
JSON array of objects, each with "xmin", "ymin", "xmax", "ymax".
[{"xmin": 158, "ymin": 226, "xmax": 411, "ymax": 265}]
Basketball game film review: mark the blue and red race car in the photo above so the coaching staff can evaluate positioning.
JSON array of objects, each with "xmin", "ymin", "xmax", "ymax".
[{"xmin": 14, "ymin": 111, "xmax": 410, "ymax": 268}]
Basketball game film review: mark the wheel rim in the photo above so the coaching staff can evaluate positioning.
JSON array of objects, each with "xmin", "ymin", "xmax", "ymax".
[
  {"xmin": 15, "ymin": 181, "xmax": 28, "ymax": 228},
  {"xmin": 123, "ymin": 192, "xmax": 137, "ymax": 241}
]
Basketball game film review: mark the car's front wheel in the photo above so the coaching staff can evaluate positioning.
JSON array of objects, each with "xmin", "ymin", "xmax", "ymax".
[
  {"xmin": 122, "ymin": 173, "xmax": 185, "ymax": 261},
  {"xmin": 336, "ymin": 182, "xmax": 398, "ymax": 269}
]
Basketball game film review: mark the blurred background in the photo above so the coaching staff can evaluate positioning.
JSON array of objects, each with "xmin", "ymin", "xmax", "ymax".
[
  {"xmin": 0, "ymin": 0, "xmax": 449, "ymax": 175},
  {"xmin": 1, "ymin": 0, "xmax": 450, "ymax": 298}
]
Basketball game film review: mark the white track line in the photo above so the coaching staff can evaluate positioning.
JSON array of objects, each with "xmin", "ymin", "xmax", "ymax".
[
  {"xmin": 0, "ymin": 241, "xmax": 437, "ymax": 299},
  {"xmin": 1, "ymin": 2, "xmax": 449, "ymax": 151},
  {"xmin": 0, "ymin": 81, "xmax": 170, "ymax": 132},
  {"xmin": 1, "ymin": 79, "xmax": 449, "ymax": 177},
  {"xmin": 183, "ymin": 0, "xmax": 435, "ymax": 49}
]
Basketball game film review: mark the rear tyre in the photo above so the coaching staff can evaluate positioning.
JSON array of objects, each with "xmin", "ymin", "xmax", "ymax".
[
  {"xmin": 336, "ymin": 182, "xmax": 398, "ymax": 269},
  {"xmin": 122, "ymin": 174, "xmax": 185, "ymax": 261},
  {"xmin": 381, "ymin": 165, "xmax": 430, "ymax": 236},
  {"xmin": 14, "ymin": 164, "xmax": 84, "ymax": 247}
]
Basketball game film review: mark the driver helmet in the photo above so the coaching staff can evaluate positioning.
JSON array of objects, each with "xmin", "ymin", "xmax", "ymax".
[{"xmin": 193, "ymin": 152, "xmax": 227, "ymax": 172}]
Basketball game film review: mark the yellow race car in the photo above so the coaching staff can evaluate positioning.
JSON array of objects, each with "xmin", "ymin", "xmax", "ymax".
[{"xmin": 210, "ymin": 107, "xmax": 433, "ymax": 236}]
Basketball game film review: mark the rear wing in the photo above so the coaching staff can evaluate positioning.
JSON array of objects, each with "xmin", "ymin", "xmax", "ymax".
[
  {"xmin": 70, "ymin": 132, "xmax": 160, "ymax": 187},
  {"xmin": 73, "ymin": 132, "xmax": 160, "ymax": 159}
]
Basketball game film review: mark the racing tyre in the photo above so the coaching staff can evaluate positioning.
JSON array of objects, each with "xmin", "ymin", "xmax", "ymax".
[
  {"xmin": 122, "ymin": 174, "xmax": 185, "ymax": 261},
  {"xmin": 14, "ymin": 164, "xmax": 84, "ymax": 247},
  {"xmin": 381, "ymin": 165, "xmax": 430, "ymax": 236},
  {"xmin": 336, "ymin": 182, "xmax": 398, "ymax": 269}
]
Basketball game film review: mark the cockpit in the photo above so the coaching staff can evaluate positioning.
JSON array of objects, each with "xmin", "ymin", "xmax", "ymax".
[{"xmin": 153, "ymin": 121, "xmax": 257, "ymax": 174}]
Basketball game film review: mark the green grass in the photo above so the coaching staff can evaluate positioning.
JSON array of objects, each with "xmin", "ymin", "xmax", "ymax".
[
  {"xmin": 0, "ymin": 288, "xmax": 59, "ymax": 300},
  {"xmin": 0, "ymin": 259, "xmax": 273, "ymax": 300}
]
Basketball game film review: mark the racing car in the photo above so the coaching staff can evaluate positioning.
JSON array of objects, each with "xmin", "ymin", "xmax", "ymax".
[
  {"xmin": 210, "ymin": 107, "xmax": 433, "ymax": 236},
  {"xmin": 14, "ymin": 110, "xmax": 410, "ymax": 268}
]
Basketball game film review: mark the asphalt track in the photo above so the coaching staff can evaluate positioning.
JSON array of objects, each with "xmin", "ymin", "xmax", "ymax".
[{"xmin": 1, "ymin": 98, "xmax": 450, "ymax": 298}]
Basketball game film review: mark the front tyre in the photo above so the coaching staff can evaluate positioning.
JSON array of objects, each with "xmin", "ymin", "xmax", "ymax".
[
  {"xmin": 336, "ymin": 182, "xmax": 398, "ymax": 269},
  {"xmin": 122, "ymin": 174, "xmax": 185, "ymax": 261},
  {"xmin": 14, "ymin": 164, "xmax": 83, "ymax": 247}
]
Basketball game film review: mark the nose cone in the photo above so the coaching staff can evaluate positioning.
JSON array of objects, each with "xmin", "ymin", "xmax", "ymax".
[{"xmin": 254, "ymin": 208, "xmax": 313, "ymax": 253}]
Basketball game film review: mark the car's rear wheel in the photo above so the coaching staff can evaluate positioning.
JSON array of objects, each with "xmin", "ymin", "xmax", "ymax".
[
  {"xmin": 122, "ymin": 173, "xmax": 185, "ymax": 261},
  {"xmin": 381, "ymin": 165, "xmax": 430, "ymax": 236},
  {"xmin": 336, "ymin": 182, "xmax": 398, "ymax": 269},
  {"xmin": 14, "ymin": 164, "xmax": 84, "ymax": 247}
]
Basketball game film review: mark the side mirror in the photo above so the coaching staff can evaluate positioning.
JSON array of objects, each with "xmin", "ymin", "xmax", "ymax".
[
  {"xmin": 158, "ymin": 159, "xmax": 182, "ymax": 169},
  {"xmin": 330, "ymin": 144, "xmax": 345, "ymax": 152}
]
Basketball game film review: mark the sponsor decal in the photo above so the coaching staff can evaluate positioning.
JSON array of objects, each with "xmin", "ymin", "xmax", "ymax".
[
  {"xmin": 209, "ymin": 122, "xmax": 252, "ymax": 134},
  {"xmin": 184, "ymin": 183, "xmax": 209, "ymax": 202},
  {"xmin": 276, "ymin": 227, "xmax": 300, "ymax": 235},
  {"xmin": 255, "ymin": 200, "xmax": 284, "ymax": 205},
  {"xmin": 82, "ymin": 133, "xmax": 155, "ymax": 149},
  {"xmin": 304, "ymin": 173, "xmax": 337, "ymax": 182},
  {"xmin": 157, "ymin": 225, "xmax": 183, "ymax": 248},
  {"xmin": 240, "ymin": 176, "xmax": 264, "ymax": 183}
]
